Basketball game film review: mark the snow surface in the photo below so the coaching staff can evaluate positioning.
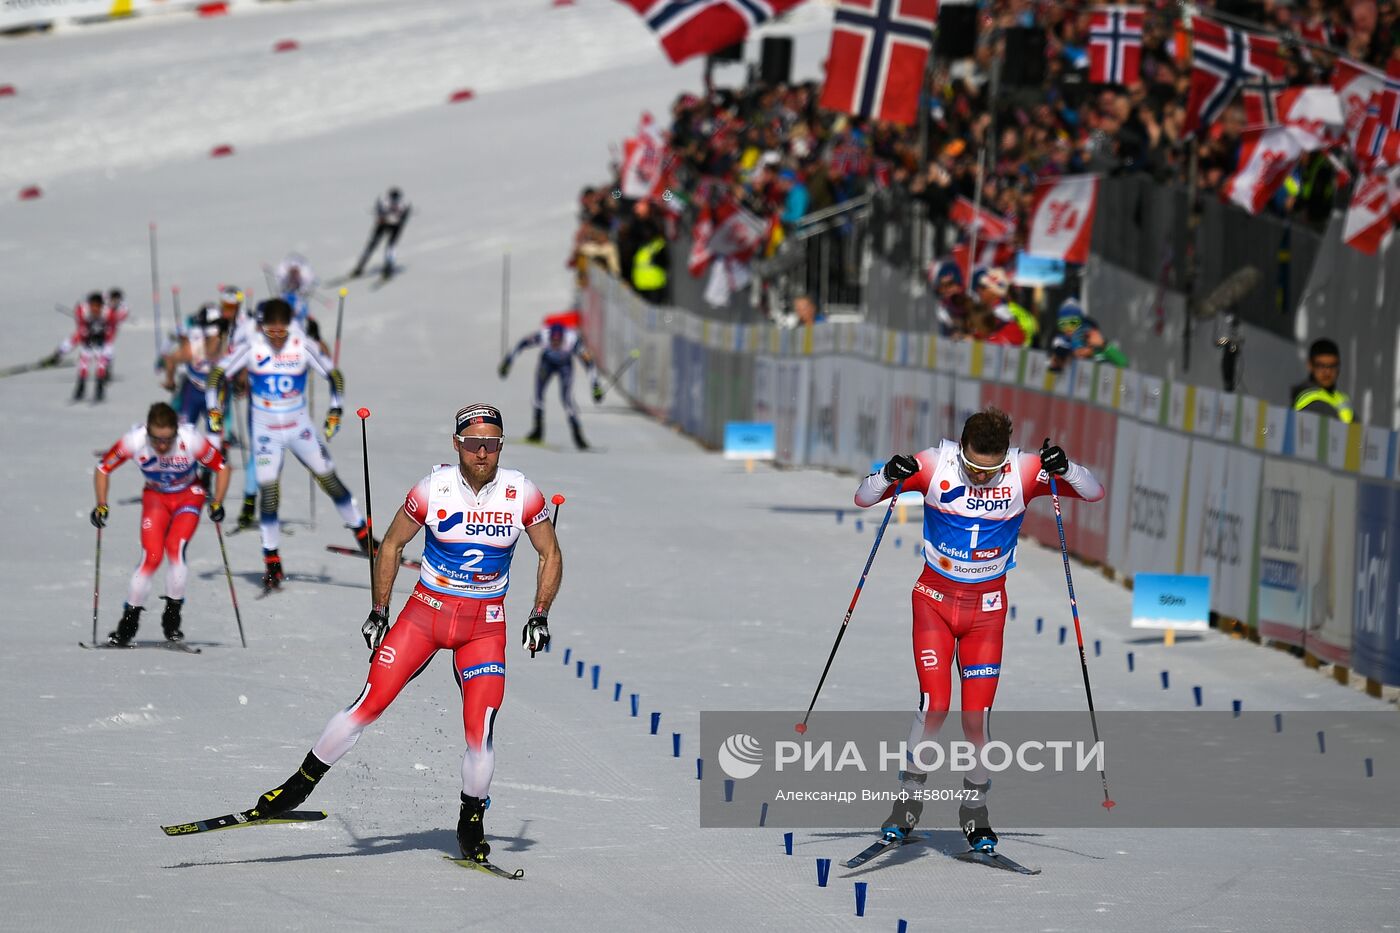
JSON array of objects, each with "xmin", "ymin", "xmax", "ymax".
[{"xmin": 1, "ymin": 2, "xmax": 1396, "ymax": 931}]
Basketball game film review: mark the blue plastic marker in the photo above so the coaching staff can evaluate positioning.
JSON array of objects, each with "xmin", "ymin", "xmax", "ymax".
[
  {"xmin": 650, "ymin": 712, "xmax": 660, "ymax": 735},
  {"xmin": 1192, "ymin": 685, "xmax": 1203, "ymax": 707},
  {"xmin": 816, "ymin": 858, "xmax": 831, "ymax": 887},
  {"xmin": 898, "ymin": 922, "xmax": 908, "ymax": 933},
  {"xmin": 836, "ymin": 510, "xmax": 844, "ymax": 525},
  {"xmin": 695, "ymin": 758, "xmax": 703, "ymax": 780},
  {"xmin": 1160, "ymin": 670, "xmax": 1170, "ymax": 690},
  {"xmin": 591, "ymin": 664, "xmax": 600, "ymax": 689},
  {"xmin": 1317, "ymin": 730, "xmax": 1326, "ymax": 754},
  {"xmin": 1058, "ymin": 626, "xmax": 1067, "ymax": 645},
  {"xmin": 759, "ymin": 802, "xmax": 768, "ymax": 827},
  {"xmin": 1274, "ymin": 713, "xmax": 1283, "ymax": 733},
  {"xmin": 894, "ymin": 537, "xmax": 901, "ymax": 548},
  {"xmin": 855, "ymin": 519, "xmax": 864, "ymax": 533},
  {"xmin": 1366, "ymin": 757, "xmax": 1374, "ymax": 778},
  {"xmin": 614, "ymin": 683, "xmax": 622, "ymax": 702},
  {"xmin": 630, "ymin": 694, "xmax": 639, "ymax": 717},
  {"xmin": 854, "ymin": 882, "xmax": 868, "ymax": 917},
  {"xmin": 1036, "ymin": 617, "xmax": 1043, "ymax": 634},
  {"xmin": 724, "ymin": 779, "xmax": 734, "ymax": 802},
  {"xmin": 563, "ymin": 648, "xmax": 571, "ymax": 666},
  {"xmin": 576, "ymin": 660, "xmax": 584, "ymax": 679},
  {"xmin": 1127, "ymin": 651, "xmax": 1135, "ymax": 672},
  {"xmin": 1094, "ymin": 639, "xmax": 1101, "ymax": 657},
  {"xmin": 784, "ymin": 832, "xmax": 793, "ymax": 855},
  {"xmin": 1232, "ymin": 699, "xmax": 1242, "ymax": 717},
  {"xmin": 672, "ymin": 732, "xmax": 681, "ymax": 757},
  {"xmin": 1010, "ymin": 606, "xmax": 1017, "ymax": 620}
]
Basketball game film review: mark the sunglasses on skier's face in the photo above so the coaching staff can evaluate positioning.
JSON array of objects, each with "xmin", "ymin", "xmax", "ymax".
[
  {"xmin": 456, "ymin": 435, "xmax": 504, "ymax": 455},
  {"xmin": 148, "ymin": 430, "xmax": 177, "ymax": 450},
  {"xmin": 959, "ymin": 447, "xmax": 1010, "ymax": 482}
]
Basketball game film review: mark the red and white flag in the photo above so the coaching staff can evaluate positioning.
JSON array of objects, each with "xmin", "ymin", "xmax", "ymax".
[
  {"xmin": 1352, "ymin": 62, "xmax": 1400, "ymax": 170},
  {"xmin": 1184, "ymin": 17, "xmax": 1285, "ymax": 137},
  {"xmin": 819, "ymin": 0, "xmax": 938, "ymax": 126},
  {"xmin": 1342, "ymin": 172, "xmax": 1394, "ymax": 255},
  {"xmin": 1273, "ymin": 86, "xmax": 1344, "ymax": 139},
  {"xmin": 1332, "ymin": 57, "xmax": 1384, "ymax": 149},
  {"xmin": 617, "ymin": 0, "xmax": 809, "ymax": 64},
  {"xmin": 1221, "ymin": 126, "xmax": 1320, "ymax": 215},
  {"xmin": 619, "ymin": 112, "xmax": 672, "ymax": 200},
  {"xmin": 1088, "ymin": 6, "xmax": 1144, "ymax": 86},
  {"xmin": 1025, "ymin": 175, "xmax": 1100, "ymax": 263},
  {"xmin": 687, "ymin": 201, "xmax": 768, "ymax": 276},
  {"xmin": 949, "ymin": 196, "xmax": 1013, "ymax": 242}
]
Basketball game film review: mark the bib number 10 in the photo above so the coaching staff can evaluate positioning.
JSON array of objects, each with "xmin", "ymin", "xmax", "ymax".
[{"xmin": 261, "ymin": 374, "xmax": 298, "ymax": 396}]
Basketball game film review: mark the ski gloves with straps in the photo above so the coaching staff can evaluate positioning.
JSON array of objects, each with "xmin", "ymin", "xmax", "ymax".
[{"xmin": 522, "ymin": 612, "xmax": 550, "ymax": 657}]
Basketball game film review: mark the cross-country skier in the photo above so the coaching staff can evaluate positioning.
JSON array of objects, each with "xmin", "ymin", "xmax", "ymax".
[
  {"xmin": 246, "ymin": 403, "xmax": 562, "ymax": 869},
  {"xmin": 204, "ymin": 298, "xmax": 371, "ymax": 591},
  {"xmin": 162, "ymin": 304, "xmax": 224, "ymax": 428},
  {"xmin": 498, "ymin": 311, "xmax": 601, "ymax": 449},
  {"xmin": 854, "ymin": 407, "xmax": 1103, "ymax": 854},
  {"xmin": 93, "ymin": 401, "xmax": 231, "ymax": 645},
  {"xmin": 274, "ymin": 254, "xmax": 318, "ymax": 327},
  {"xmin": 42, "ymin": 291, "xmax": 128, "ymax": 401},
  {"xmin": 350, "ymin": 187, "xmax": 411, "ymax": 279}
]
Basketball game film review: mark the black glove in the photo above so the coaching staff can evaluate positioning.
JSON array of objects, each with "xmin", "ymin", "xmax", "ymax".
[
  {"xmin": 90, "ymin": 505, "xmax": 109, "ymax": 529},
  {"xmin": 498, "ymin": 358, "xmax": 512, "ymax": 380},
  {"xmin": 362, "ymin": 605, "xmax": 390, "ymax": 652},
  {"xmin": 882, "ymin": 454, "xmax": 919, "ymax": 482},
  {"xmin": 39, "ymin": 351, "xmax": 61, "ymax": 369},
  {"xmin": 208, "ymin": 500, "xmax": 225, "ymax": 523},
  {"xmin": 1040, "ymin": 438, "xmax": 1069, "ymax": 476},
  {"xmin": 592, "ymin": 382, "xmax": 604, "ymax": 403},
  {"xmin": 522, "ymin": 612, "xmax": 550, "ymax": 657}
]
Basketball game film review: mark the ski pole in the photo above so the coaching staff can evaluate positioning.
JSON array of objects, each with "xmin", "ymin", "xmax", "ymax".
[
  {"xmin": 308, "ymin": 379, "xmax": 317, "ymax": 530},
  {"xmin": 500, "ymin": 252, "xmax": 510, "ymax": 361},
  {"xmin": 332, "ymin": 287, "xmax": 347, "ymax": 367},
  {"xmin": 1044, "ymin": 439, "xmax": 1115, "ymax": 811},
  {"xmin": 213, "ymin": 520, "xmax": 247, "ymax": 648},
  {"xmin": 149, "ymin": 222, "xmax": 161, "ymax": 363},
  {"xmin": 171, "ymin": 285, "xmax": 183, "ymax": 339},
  {"xmin": 597, "ymin": 349, "xmax": 641, "ymax": 401},
  {"xmin": 91, "ymin": 525, "xmax": 103, "ymax": 646},
  {"xmin": 357, "ymin": 408, "xmax": 376, "ymax": 590},
  {"xmin": 796, "ymin": 481, "xmax": 904, "ymax": 735}
]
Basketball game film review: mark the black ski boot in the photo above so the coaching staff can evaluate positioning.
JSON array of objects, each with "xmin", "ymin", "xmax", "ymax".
[
  {"xmin": 879, "ymin": 770, "xmax": 926, "ymax": 841},
  {"xmin": 524, "ymin": 410, "xmax": 543, "ymax": 444},
  {"xmin": 959, "ymin": 779, "xmax": 997, "ymax": 852},
  {"xmin": 106, "ymin": 604, "xmax": 143, "ymax": 646},
  {"xmin": 457, "ymin": 793, "xmax": 490, "ymax": 861},
  {"xmin": 353, "ymin": 522, "xmax": 379, "ymax": 555},
  {"xmin": 95, "ymin": 374, "xmax": 107, "ymax": 402},
  {"xmin": 250, "ymin": 751, "xmax": 330, "ymax": 819},
  {"xmin": 568, "ymin": 417, "xmax": 589, "ymax": 451},
  {"xmin": 73, "ymin": 377, "xmax": 87, "ymax": 401},
  {"xmin": 161, "ymin": 596, "xmax": 185, "ymax": 642},
  {"xmin": 237, "ymin": 494, "xmax": 256, "ymax": 530},
  {"xmin": 262, "ymin": 549, "xmax": 284, "ymax": 590}
]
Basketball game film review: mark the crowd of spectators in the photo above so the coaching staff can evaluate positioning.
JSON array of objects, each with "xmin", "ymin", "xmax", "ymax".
[{"xmin": 570, "ymin": 0, "xmax": 1399, "ymax": 346}]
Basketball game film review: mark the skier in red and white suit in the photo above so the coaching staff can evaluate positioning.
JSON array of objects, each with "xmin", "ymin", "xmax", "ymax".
[
  {"xmin": 855, "ymin": 406, "xmax": 1103, "ymax": 852},
  {"xmin": 92, "ymin": 402, "xmax": 231, "ymax": 646},
  {"xmin": 245, "ymin": 403, "xmax": 562, "ymax": 868},
  {"xmin": 44, "ymin": 291, "xmax": 129, "ymax": 401}
]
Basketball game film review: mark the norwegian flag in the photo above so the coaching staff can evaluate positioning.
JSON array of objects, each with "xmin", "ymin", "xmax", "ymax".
[
  {"xmin": 1025, "ymin": 175, "xmax": 1100, "ymax": 263},
  {"xmin": 617, "ymin": 0, "xmax": 809, "ymax": 65},
  {"xmin": 1342, "ymin": 172, "xmax": 1394, "ymax": 255},
  {"xmin": 948, "ymin": 196, "xmax": 1014, "ymax": 242},
  {"xmin": 818, "ymin": 0, "xmax": 939, "ymax": 127},
  {"xmin": 1087, "ymin": 6, "xmax": 1144, "ymax": 86},
  {"xmin": 1332, "ymin": 57, "xmax": 1384, "ymax": 150},
  {"xmin": 1222, "ymin": 126, "xmax": 1319, "ymax": 215},
  {"xmin": 1241, "ymin": 71, "xmax": 1289, "ymax": 128},
  {"xmin": 1184, "ymin": 17, "xmax": 1285, "ymax": 137},
  {"xmin": 1353, "ymin": 62, "xmax": 1400, "ymax": 169},
  {"xmin": 619, "ymin": 112, "xmax": 673, "ymax": 200}
]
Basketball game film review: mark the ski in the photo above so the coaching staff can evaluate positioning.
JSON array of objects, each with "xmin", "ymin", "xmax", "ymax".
[
  {"xmin": 162, "ymin": 809, "xmax": 328, "ymax": 837},
  {"xmin": 325, "ymin": 544, "xmax": 420, "ymax": 570},
  {"xmin": 80, "ymin": 640, "xmax": 202, "ymax": 654},
  {"xmin": 442, "ymin": 854, "xmax": 524, "ymax": 880},
  {"xmin": 0, "ymin": 361, "xmax": 45, "ymax": 379},
  {"xmin": 844, "ymin": 832, "xmax": 918, "ymax": 869},
  {"xmin": 953, "ymin": 850, "xmax": 1041, "ymax": 875}
]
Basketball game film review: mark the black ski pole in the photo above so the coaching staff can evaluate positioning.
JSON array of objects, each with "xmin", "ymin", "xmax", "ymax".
[
  {"xmin": 1044, "ymin": 439, "xmax": 1115, "ymax": 811},
  {"xmin": 357, "ymin": 408, "xmax": 377, "ymax": 588},
  {"xmin": 796, "ymin": 481, "xmax": 904, "ymax": 735},
  {"xmin": 213, "ymin": 520, "xmax": 247, "ymax": 648},
  {"xmin": 333, "ymin": 287, "xmax": 347, "ymax": 367},
  {"xmin": 149, "ymin": 222, "xmax": 161, "ymax": 363},
  {"xmin": 597, "ymin": 348, "xmax": 641, "ymax": 400},
  {"xmin": 91, "ymin": 525, "xmax": 103, "ymax": 646}
]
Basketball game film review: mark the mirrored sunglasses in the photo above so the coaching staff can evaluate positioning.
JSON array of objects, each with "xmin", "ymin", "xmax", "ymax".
[{"xmin": 455, "ymin": 435, "xmax": 504, "ymax": 454}]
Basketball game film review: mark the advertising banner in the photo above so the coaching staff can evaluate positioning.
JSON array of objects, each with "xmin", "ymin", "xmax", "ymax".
[
  {"xmin": 807, "ymin": 356, "xmax": 842, "ymax": 470},
  {"xmin": 887, "ymin": 368, "xmax": 937, "ymax": 456},
  {"xmin": 836, "ymin": 359, "xmax": 889, "ymax": 474},
  {"xmin": 1353, "ymin": 482, "xmax": 1400, "ymax": 684},
  {"xmin": 1123, "ymin": 424, "xmax": 1189, "ymax": 579},
  {"xmin": 1132, "ymin": 574, "xmax": 1211, "ymax": 630},
  {"xmin": 1181, "ymin": 439, "xmax": 1263, "ymax": 624}
]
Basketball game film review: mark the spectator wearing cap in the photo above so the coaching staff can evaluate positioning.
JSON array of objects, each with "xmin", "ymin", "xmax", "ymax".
[
  {"xmin": 971, "ymin": 267, "xmax": 1039, "ymax": 348},
  {"xmin": 1049, "ymin": 299, "xmax": 1128, "ymax": 372},
  {"xmin": 931, "ymin": 261, "xmax": 974, "ymax": 338},
  {"xmin": 1291, "ymin": 338, "xmax": 1354, "ymax": 423}
]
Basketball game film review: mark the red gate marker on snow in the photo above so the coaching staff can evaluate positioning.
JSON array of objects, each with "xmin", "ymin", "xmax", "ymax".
[
  {"xmin": 196, "ymin": 2, "xmax": 229, "ymax": 16},
  {"xmin": 18, "ymin": 185, "xmax": 42, "ymax": 201},
  {"xmin": 357, "ymin": 407, "xmax": 371, "ymax": 419},
  {"xmin": 552, "ymin": 0, "xmax": 575, "ymax": 6},
  {"xmin": 209, "ymin": 144, "xmax": 235, "ymax": 158},
  {"xmin": 448, "ymin": 89, "xmax": 476, "ymax": 103},
  {"xmin": 272, "ymin": 39, "xmax": 300, "ymax": 53},
  {"xmin": 0, "ymin": 85, "xmax": 16, "ymax": 97}
]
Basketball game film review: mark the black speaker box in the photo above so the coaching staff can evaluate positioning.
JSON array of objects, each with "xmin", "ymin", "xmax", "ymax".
[
  {"xmin": 935, "ymin": 3, "xmax": 978, "ymax": 60},
  {"xmin": 1002, "ymin": 27, "xmax": 1047, "ymax": 87},
  {"xmin": 760, "ymin": 36, "xmax": 793, "ymax": 86},
  {"xmin": 710, "ymin": 41, "xmax": 743, "ymax": 64}
]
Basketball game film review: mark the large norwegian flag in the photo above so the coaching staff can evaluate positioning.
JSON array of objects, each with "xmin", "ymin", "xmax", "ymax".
[
  {"xmin": 1342, "ymin": 172, "xmax": 1394, "ymax": 255},
  {"xmin": 948, "ymin": 196, "xmax": 1014, "ymax": 242},
  {"xmin": 1222, "ymin": 126, "xmax": 1322, "ymax": 215},
  {"xmin": 818, "ymin": 0, "xmax": 938, "ymax": 126},
  {"xmin": 1332, "ymin": 57, "xmax": 1384, "ymax": 149},
  {"xmin": 618, "ymin": 0, "xmax": 809, "ymax": 64},
  {"xmin": 1184, "ymin": 17, "xmax": 1285, "ymax": 137},
  {"xmin": 1025, "ymin": 175, "xmax": 1100, "ymax": 264},
  {"xmin": 1087, "ymin": 6, "xmax": 1144, "ymax": 86}
]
